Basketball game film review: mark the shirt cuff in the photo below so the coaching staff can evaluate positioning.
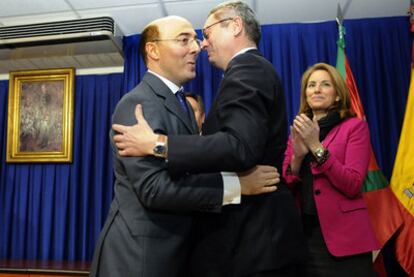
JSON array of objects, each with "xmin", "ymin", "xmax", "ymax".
[{"xmin": 221, "ymin": 172, "xmax": 241, "ymax": 205}]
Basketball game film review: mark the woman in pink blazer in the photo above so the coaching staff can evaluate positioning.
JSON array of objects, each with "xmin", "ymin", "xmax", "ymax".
[{"xmin": 283, "ymin": 63, "xmax": 379, "ymax": 276}]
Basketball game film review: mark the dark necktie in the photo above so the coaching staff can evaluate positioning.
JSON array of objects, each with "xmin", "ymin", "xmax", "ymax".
[{"xmin": 175, "ymin": 88, "xmax": 190, "ymax": 117}]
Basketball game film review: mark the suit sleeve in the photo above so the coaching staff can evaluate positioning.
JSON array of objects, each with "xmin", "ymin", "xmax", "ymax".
[
  {"xmin": 112, "ymin": 92, "xmax": 223, "ymax": 213},
  {"xmin": 168, "ymin": 56, "xmax": 278, "ymax": 174},
  {"xmin": 311, "ymin": 120, "xmax": 371, "ymax": 198}
]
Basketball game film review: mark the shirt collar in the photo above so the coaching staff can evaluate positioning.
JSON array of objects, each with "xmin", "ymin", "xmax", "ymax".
[
  {"xmin": 230, "ymin": 47, "xmax": 257, "ymax": 61},
  {"xmin": 148, "ymin": 70, "xmax": 182, "ymax": 94}
]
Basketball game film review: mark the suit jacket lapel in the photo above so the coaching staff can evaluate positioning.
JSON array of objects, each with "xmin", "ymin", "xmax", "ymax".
[
  {"xmin": 142, "ymin": 73, "xmax": 196, "ymax": 134},
  {"xmin": 164, "ymin": 96, "xmax": 196, "ymax": 133}
]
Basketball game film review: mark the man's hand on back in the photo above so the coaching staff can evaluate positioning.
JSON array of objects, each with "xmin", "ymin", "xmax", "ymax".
[{"xmin": 238, "ymin": 165, "xmax": 280, "ymax": 195}]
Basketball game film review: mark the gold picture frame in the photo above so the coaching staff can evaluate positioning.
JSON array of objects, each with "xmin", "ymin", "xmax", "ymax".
[{"xmin": 6, "ymin": 68, "xmax": 75, "ymax": 163}]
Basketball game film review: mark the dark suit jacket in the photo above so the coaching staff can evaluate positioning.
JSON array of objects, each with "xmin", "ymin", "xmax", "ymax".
[
  {"xmin": 90, "ymin": 73, "xmax": 224, "ymax": 277},
  {"xmin": 168, "ymin": 50, "xmax": 306, "ymax": 276}
]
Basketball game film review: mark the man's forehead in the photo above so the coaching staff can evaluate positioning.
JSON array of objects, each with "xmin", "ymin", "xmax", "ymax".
[
  {"xmin": 203, "ymin": 14, "xmax": 217, "ymax": 28},
  {"xmin": 159, "ymin": 20, "xmax": 196, "ymax": 37}
]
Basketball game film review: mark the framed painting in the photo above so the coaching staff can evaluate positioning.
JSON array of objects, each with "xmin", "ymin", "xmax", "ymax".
[{"xmin": 6, "ymin": 68, "xmax": 75, "ymax": 163}]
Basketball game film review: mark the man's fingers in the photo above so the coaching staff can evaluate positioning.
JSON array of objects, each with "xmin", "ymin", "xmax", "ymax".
[
  {"xmin": 266, "ymin": 176, "xmax": 280, "ymax": 186},
  {"xmin": 265, "ymin": 185, "xmax": 277, "ymax": 192},
  {"xmin": 118, "ymin": 147, "xmax": 135, "ymax": 157},
  {"xmin": 257, "ymin": 185, "xmax": 277, "ymax": 194},
  {"xmin": 242, "ymin": 183, "xmax": 278, "ymax": 195},
  {"xmin": 115, "ymin": 141, "xmax": 125, "ymax": 149},
  {"xmin": 271, "ymin": 176, "xmax": 281, "ymax": 185},
  {"xmin": 113, "ymin": 134, "xmax": 125, "ymax": 143},
  {"xmin": 113, "ymin": 124, "xmax": 129, "ymax": 134},
  {"xmin": 258, "ymin": 169, "xmax": 280, "ymax": 179},
  {"xmin": 135, "ymin": 104, "xmax": 147, "ymax": 124},
  {"xmin": 257, "ymin": 165, "xmax": 278, "ymax": 172},
  {"xmin": 266, "ymin": 170, "xmax": 280, "ymax": 178}
]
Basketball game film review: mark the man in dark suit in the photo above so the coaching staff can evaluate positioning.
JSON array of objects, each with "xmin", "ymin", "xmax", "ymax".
[
  {"xmin": 90, "ymin": 15, "xmax": 280, "ymax": 277},
  {"xmin": 113, "ymin": 1, "xmax": 306, "ymax": 276}
]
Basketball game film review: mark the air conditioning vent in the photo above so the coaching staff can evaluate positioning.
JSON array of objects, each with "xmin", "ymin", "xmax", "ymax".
[
  {"xmin": 0, "ymin": 17, "xmax": 124, "ymax": 74},
  {"xmin": 0, "ymin": 17, "xmax": 115, "ymax": 41}
]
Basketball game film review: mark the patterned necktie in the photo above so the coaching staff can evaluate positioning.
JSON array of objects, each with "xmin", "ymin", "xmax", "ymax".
[{"xmin": 175, "ymin": 88, "xmax": 190, "ymax": 117}]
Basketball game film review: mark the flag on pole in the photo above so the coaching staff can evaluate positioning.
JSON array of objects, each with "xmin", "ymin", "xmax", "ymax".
[
  {"xmin": 335, "ymin": 4, "xmax": 405, "ymax": 274},
  {"xmin": 390, "ymin": 68, "xmax": 414, "ymax": 276},
  {"xmin": 388, "ymin": 1, "xmax": 414, "ymax": 274}
]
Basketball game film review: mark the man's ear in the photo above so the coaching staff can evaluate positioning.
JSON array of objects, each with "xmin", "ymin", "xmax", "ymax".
[
  {"xmin": 232, "ymin": 16, "xmax": 243, "ymax": 37},
  {"xmin": 146, "ymin": 42, "xmax": 160, "ymax": 61}
]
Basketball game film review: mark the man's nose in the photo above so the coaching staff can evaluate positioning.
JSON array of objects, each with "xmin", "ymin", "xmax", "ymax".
[
  {"xmin": 190, "ymin": 39, "xmax": 202, "ymax": 53},
  {"xmin": 200, "ymin": 39, "xmax": 208, "ymax": 50}
]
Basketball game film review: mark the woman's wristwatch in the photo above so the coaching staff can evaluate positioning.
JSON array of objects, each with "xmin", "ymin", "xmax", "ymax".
[{"xmin": 313, "ymin": 146, "xmax": 329, "ymax": 165}]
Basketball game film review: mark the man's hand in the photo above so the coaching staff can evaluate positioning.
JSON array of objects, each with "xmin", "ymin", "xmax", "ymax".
[
  {"xmin": 112, "ymin": 104, "xmax": 158, "ymax": 156},
  {"xmin": 238, "ymin": 165, "xmax": 280, "ymax": 195}
]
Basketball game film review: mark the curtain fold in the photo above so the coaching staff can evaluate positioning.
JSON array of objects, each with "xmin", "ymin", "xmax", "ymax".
[
  {"xmin": 0, "ymin": 15, "xmax": 410, "ymax": 262},
  {"xmin": 122, "ymin": 34, "xmax": 146, "ymax": 94}
]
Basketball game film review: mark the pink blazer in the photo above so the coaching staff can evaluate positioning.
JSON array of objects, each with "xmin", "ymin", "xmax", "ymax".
[{"xmin": 283, "ymin": 117, "xmax": 380, "ymax": 257}]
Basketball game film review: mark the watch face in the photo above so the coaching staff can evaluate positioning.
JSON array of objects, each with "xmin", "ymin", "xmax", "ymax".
[
  {"xmin": 314, "ymin": 148, "xmax": 325, "ymax": 158},
  {"xmin": 154, "ymin": 144, "xmax": 165, "ymax": 155}
]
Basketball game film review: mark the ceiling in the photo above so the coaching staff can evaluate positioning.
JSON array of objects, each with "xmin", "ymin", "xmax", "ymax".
[
  {"xmin": 0, "ymin": 0, "xmax": 409, "ymax": 76},
  {"xmin": 0, "ymin": 0, "xmax": 408, "ymax": 35}
]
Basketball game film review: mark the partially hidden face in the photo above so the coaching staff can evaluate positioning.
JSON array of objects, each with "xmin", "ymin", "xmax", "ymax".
[
  {"xmin": 186, "ymin": 96, "xmax": 204, "ymax": 130},
  {"xmin": 305, "ymin": 69, "xmax": 338, "ymax": 114}
]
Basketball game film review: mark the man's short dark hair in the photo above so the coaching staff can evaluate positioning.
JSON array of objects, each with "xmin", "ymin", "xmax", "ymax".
[{"xmin": 139, "ymin": 24, "xmax": 160, "ymax": 65}]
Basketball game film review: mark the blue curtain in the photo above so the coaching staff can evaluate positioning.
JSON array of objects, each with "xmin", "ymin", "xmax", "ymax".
[
  {"xmin": 260, "ymin": 21, "xmax": 338, "ymax": 123},
  {"xmin": 0, "ymin": 74, "xmax": 122, "ymax": 261},
  {"xmin": 0, "ymin": 15, "xmax": 410, "ymax": 263},
  {"xmin": 344, "ymin": 17, "xmax": 411, "ymax": 178},
  {"xmin": 122, "ymin": 35, "xmax": 146, "ymax": 94}
]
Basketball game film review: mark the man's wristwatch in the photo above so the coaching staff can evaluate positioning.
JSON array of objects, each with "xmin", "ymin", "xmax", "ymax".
[{"xmin": 153, "ymin": 134, "xmax": 167, "ymax": 158}]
